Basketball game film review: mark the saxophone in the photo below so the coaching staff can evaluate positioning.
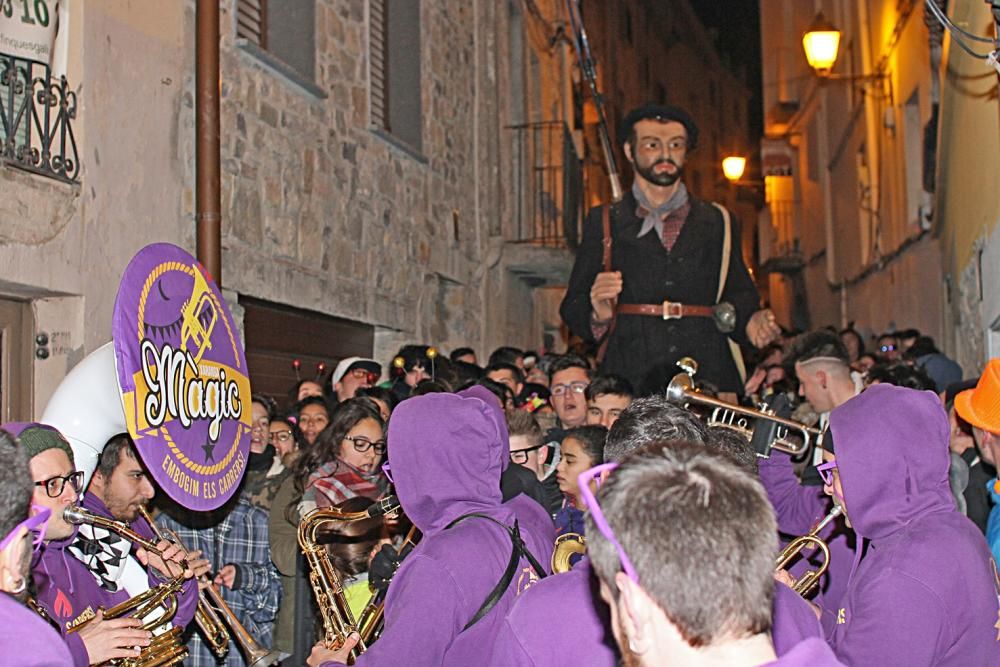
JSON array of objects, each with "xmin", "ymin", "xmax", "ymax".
[
  {"xmin": 62, "ymin": 506, "xmax": 188, "ymax": 667},
  {"xmin": 297, "ymin": 496, "xmax": 401, "ymax": 659},
  {"xmin": 551, "ymin": 533, "xmax": 587, "ymax": 573}
]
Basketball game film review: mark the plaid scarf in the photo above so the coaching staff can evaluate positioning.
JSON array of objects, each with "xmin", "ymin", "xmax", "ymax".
[{"xmin": 634, "ymin": 181, "xmax": 691, "ymax": 252}]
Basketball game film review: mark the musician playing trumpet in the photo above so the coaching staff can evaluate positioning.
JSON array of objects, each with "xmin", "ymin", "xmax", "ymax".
[{"xmin": 23, "ymin": 424, "xmax": 198, "ymax": 666}]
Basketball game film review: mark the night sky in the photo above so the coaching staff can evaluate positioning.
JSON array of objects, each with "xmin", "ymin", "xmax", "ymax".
[{"xmin": 688, "ymin": 0, "xmax": 764, "ymax": 140}]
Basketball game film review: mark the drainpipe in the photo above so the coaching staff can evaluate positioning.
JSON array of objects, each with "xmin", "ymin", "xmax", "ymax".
[{"xmin": 196, "ymin": 0, "xmax": 222, "ymax": 285}]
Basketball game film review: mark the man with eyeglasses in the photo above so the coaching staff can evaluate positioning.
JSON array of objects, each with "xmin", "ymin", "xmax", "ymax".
[
  {"xmin": 330, "ymin": 357, "xmax": 382, "ymax": 403},
  {"xmin": 21, "ymin": 423, "xmax": 167, "ymax": 666},
  {"xmin": 817, "ymin": 384, "xmax": 998, "ymax": 665},
  {"xmin": 561, "ymin": 104, "xmax": 781, "ymax": 398},
  {"xmin": 585, "ymin": 441, "xmax": 842, "ymax": 666}
]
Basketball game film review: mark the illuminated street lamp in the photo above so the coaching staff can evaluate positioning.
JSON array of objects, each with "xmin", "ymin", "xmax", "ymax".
[
  {"xmin": 802, "ymin": 12, "xmax": 841, "ymax": 76},
  {"xmin": 722, "ymin": 156, "xmax": 747, "ymax": 183}
]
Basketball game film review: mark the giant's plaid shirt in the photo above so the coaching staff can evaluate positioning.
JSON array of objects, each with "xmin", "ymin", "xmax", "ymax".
[{"xmin": 156, "ymin": 497, "xmax": 282, "ymax": 666}]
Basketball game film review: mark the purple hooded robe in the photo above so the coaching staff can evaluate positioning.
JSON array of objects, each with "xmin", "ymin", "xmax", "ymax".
[
  {"xmin": 32, "ymin": 493, "xmax": 198, "ymax": 667},
  {"xmin": 826, "ymin": 384, "xmax": 1000, "ymax": 665},
  {"xmin": 339, "ymin": 387, "xmax": 555, "ymax": 666},
  {"xmin": 0, "ymin": 592, "xmax": 74, "ymax": 666}
]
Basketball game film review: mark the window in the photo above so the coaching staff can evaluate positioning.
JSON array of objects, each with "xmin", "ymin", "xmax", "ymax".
[
  {"xmin": 236, "ymin": 0, "xmax": 316, "ymax": 84},
  {"xmin": 370, "ymin": 0, "xmax": 423, "ymax": 153}
]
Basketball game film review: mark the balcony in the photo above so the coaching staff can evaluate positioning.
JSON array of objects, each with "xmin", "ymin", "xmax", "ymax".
[{"xmin": 1, "ymin": 54, "xmax": 79, "ymax": 182}]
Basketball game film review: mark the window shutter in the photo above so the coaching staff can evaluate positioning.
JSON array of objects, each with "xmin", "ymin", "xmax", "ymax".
[
  {"xmin": 237, "ymin": 0, "xmax": 267, "ymax": 48},
  {"xmin": 369, "ymin": 0, "xmax": 389, "ymax": 130}
]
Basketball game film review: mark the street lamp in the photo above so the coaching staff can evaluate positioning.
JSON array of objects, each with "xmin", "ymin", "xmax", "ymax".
[
  {"xmin": 722, "ymin": 156, "xmax": 747, "ymax": 182},
  {"xmin": 802, "ymin": 12, "xmax": 841, "ymax": 76}
]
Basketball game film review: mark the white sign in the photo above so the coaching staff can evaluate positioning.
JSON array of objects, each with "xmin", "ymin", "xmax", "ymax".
[{"xmin": 0, "ymin": 0, "xmax": 59, "ymax": 65}]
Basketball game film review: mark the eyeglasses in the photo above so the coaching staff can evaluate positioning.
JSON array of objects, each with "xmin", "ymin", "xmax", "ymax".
[
  {"xmin": 577, "ymin": 462, "xmax": 639, "ymax": 582},
  {"xmin": 382, "ymin": 461, "xmax": 393, "ymax": 484},
  {"xmin": 33, "ymin": 471, "xmax": 84, "ymax": 498},
  {"xmin": 347, "ymin": 368, "xmax": 379, "ymax": 383},
  {"xmin": 509, "ymin": 444, "xmax": 545, "ymax": 465},
  {"xmin": 879, "ymin": 344, "xmax": 896, "ymax": 353},
  {"xmin": 269, "ymin": 430, "xmax": 294, "ymax": 444},
  {"xmin": 0, "ymin": 506, "xmax": 50, "ymax": 556},
  {"xmin": 550, "ymin": 382, "xmax": 588, "ymax": 397},
  {"xmin": 816, "ymin": 460, "xmax": 839, "ymax": 487},
  {"xmin": 344, "ymin": 435, "xmax": 387, "ymax": 454}
]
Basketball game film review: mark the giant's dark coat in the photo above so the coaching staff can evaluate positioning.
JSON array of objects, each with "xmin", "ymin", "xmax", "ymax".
[{"xmin": 560, "ymin": 192, "xmax": 761, "ymax": 395}]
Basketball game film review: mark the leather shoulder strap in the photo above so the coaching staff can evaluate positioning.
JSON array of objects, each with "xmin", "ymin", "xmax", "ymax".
[
  {"xmin": 712, "ymin": 203, "xmax": 731, "ymax": 304},
  {"xmin": 601, "ymin": 204, "xmax": 613, "ymax": 272}
]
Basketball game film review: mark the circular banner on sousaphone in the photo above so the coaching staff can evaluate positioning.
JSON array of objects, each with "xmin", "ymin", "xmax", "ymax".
[{"xmin": 113, "ymin": 243, "xmax": 252, "ymax": 510}]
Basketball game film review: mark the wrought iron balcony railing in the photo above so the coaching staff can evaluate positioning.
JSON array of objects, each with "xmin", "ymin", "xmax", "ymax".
[
  {"xmin": 1, "ymin": 53, "xmax": 78, "ymax": 182},
  {"xmin": 506, "ymin": 121, "xmax": 583, "ymax": 248}
]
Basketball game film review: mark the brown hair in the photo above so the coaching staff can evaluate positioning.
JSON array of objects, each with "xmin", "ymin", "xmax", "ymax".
[
  {"xmin": 320, "ymin": 496, "xmax": 385, "ymax": 578},
  {"xmin": 586, "ymin": 440, "xmax": 776, "ymax": 648},
  {"xmin": 505, "ymin": 408, "xmax": 542, "ymax": 449}
]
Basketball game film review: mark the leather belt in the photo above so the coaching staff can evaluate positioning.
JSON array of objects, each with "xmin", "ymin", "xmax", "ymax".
[{"xmin": 617, "ymin": 301, "xmax": 715, "ymax": 320}]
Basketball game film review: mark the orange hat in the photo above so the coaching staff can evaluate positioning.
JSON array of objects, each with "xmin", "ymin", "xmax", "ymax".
[{"xmin": 954, "ymin": 359, "xmax": 1000, "ymax": 434}]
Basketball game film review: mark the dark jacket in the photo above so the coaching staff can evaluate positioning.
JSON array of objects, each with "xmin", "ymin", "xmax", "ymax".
[{"xmin": 560, "ymin": 193, "xmax": 760, "ymax": 394}]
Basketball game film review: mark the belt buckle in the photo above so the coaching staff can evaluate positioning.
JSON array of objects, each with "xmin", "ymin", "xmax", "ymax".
[{"xmin": 662, "ymin": 301, "xmax": 682, "ymax": 320}]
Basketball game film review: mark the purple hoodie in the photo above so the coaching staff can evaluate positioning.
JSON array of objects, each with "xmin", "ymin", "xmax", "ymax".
[
  {"xmin": 827, "ymin": 384, "xmax": 1000, "ymax": 665},
  {"xmin": 763, "ymin": 637, "xmax": 844, "ymax": 666},
  {"xmin": 488, "ymin": 558, "xmax": 617, "ymax": 666},
  {"xmin": 0, "ymin": 592, "xmax": 74, "ymax": 666},
  {"xmin": 346, "ymin": 387, "xmax": 555, "ymax": 666},
  {"xmin": 759, "ymin": 451, "xmax": 854, "ymax": 611},
  {"xmin": 32, "ymin": 494, "xmax": 198, "ymax": 667}
]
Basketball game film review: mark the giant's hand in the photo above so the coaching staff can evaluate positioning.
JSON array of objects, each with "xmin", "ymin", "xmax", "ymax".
[
  {"xmin": 78, "ymin": 610, "xmax": 152, "ymax": 665},
  {"xmin": 589, "ymin": 271, "xmax": 623, "ymax": 323},
  {"xmin": 746, "ymin": 309, "xmax": 781, "ymax": 348}
]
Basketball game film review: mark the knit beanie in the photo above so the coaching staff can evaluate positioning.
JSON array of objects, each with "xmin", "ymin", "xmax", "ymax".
[{"xmin": 17, "ymin": 424, "xmax": 76, "ymax": 465}]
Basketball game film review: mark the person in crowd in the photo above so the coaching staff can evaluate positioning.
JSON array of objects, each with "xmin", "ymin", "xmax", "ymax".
[
  {"xmin": 586, "ymin": 441, "xmax": 842, "ymax": 666},
  {"xmin": 744, "ymin": 343, "xmax": 786, "ymax": 400},
  {"xmin": 485, "ymin": 362, "xmax": 525, "ymax": 402},
  {"xmin": 548, "ymin": 354, "xmax": 592, "ymax": 435},
  {"xmin": 838, "ymin": 327, "xmax": 865, "ymax": 364},
  {"xmin": 500, "ymin": 410, "xmax": 549, "ymax": 510},
  {"xmin": 945, "ymin": 379, "xmax": 994, "ymax": 533},
  {"xmin": 295, "ymin": 395, "xmax": 333, "ymax": 447},
  {"xmin": 294, "ymin": 398, "xmax": 389, "ymax": 514},
  {"xmin": 865, "ymin": 361, "xmax": 936, "ymax": 391},
  {"xmin": 388, "ymin": 345, "xmax": 437, "ymax": 402},
  {"xmin": 23, "ymin": 424, "xmax": 186, "ymax": 666},
  {"xmin": 904, "ymin": 335, "xmax": 963, "ymax": 393},
  {"xmin": 560, "ymin": 104, "xmax": 780, "ymax": 396},
  {"xmin": 477, "ymin": 377, "xmax": 516, "ymax": 411},
  {"xmin": 293, "ymin": 379, "xmax": 326, "ymax": 402},
  {"xmin": 821, "ymin": 383, "xmax": 998, "ymax": 663},
  {"xmin": 554, "ymin": 425, "xmax": 607, "ymax": 538},
  {"xmin": 875, "ymin": 332, "xmax": 900, "ymax": 361},
  {"xmin": 0, "ymin": 428, "xmax": 75, "ymax": 666},
  {"xmin": 244, "ymin": 394, "xmax": 287, "ymax": 510},
  {"xmin": 330, "ymin": 357, "xmax": 382, "ymax": 403},
  {"xmin": 791, "ymin": 330, "xmax": 863, "ymax": 420},
  {"xmin": 488, "ymin": 346, "xmax": 525, "ymax": 370},
  {"xmin": 155, "ymin": 482, "xmax": 282, "ymax": 666},
  {"xmin": 449, "ymin": 347, "xmax": 477, "ymax": 365},
  {"xmin": 896, "ymin": 328, "xmax": 921, "ymax": 354},
  {"xmin": 356, "ymin": 386, "xmax": 397, "ymax": 423},
  {"xmin": 506, "ymin": 407, "xmax": 561, "ymax": 515},
  {"xmin": 585, "ymin": 374, "xmax": 635, "ymax": 429},
  {"xmin": 955, "ymin": 359, "xmax": 1000, "ymax": 563},
  {"xmin": 309, "ymin": 386, "xmax": 555, "ymax": 666},
  {"xmin": 853, "ymin": 352, "xmax": 878, "ymax": 374},
  {"xmin": 269, "ymin": 414, "xmax": 302, "ymax": 462}
]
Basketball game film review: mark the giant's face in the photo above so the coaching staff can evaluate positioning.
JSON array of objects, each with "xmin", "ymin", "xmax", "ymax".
[{"xmin": 626, "ymin": 119, "xmax": 688, "ymax": 187}]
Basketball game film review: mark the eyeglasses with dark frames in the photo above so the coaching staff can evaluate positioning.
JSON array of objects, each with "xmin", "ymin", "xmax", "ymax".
[
  {"xmin": 509, "ymin": 444, "xmax": 545, "ymax": 465},
  {"xmin": 550, "ymin": 382, "xmax": 589, "ymax": 397},
  {"xmin": 344, "ymin": 435, "xmax": 387, "ymax": 454},
  {"xmin": 577, "ymin": 462, "xmax": 639, "ymax": 583},
  {"xmin": 33, "ymin": 471, "xmax": 84, "ymax": 499},
  {"xmin": 269, "ymin": 430, "xmax": 294, "ymax": 444}
]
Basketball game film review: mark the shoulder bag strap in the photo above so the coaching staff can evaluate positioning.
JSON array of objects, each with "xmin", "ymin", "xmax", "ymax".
[
  {"xmin": 711, "ymin": 202, "xmax": 747, "ymax": 383},
  {"xmin": 445, "ymin": 513, "xmax": 547, "ymax": 631}
]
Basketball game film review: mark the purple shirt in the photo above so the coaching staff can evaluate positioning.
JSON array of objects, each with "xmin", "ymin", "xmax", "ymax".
[{"xmin": 0, "ymin": 592, "xmax": 74, "ymax": 666}]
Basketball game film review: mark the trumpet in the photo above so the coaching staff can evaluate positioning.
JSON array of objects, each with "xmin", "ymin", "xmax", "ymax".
[
  {"xmin": 298, "ymin": 495, "xmax": 402, "ymax": 659},
  {"xmin": 62, "ymin": 506, "xmax": 188, "ymax": 667},
  {"xmin": 552, "ymin": 533, "xmax": 586, "ymax": 574},
  {"xmin": 666, "ymin": 358, "xmax": 825, "ymax": 456},
  {"xmin": 138, "ymin": 507, "xmax": 281, "ymax": 666},
  {"xmin": 774, "ymin": 506, "xmax": 842, "ymax": 597}
]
